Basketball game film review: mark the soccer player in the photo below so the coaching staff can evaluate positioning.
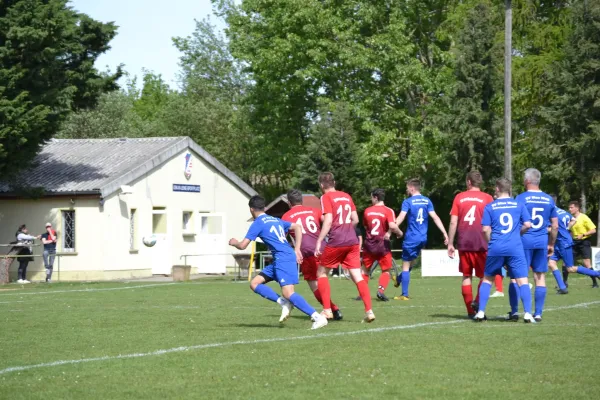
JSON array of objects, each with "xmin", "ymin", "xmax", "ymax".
[
  {"xmin": 394, "ymin": 178, "xmax": 449, "ymax": 300},
  {"xmin": 281, "ymin": 189, "xmax": 343, "ymax": 320},
  {"xmin": 229, "ymin": 195, "xmax": 328, "ymax": 330},
  {"xmin": 474, "ymin": 178, "xmax": 535, "ymax": 323},
  {"xmin": 314, "ymin": 172, "xmax": 375, "ymax": 323},
  {"xmin": 362, "ymin": 188, "xmax": 403, "ymax": 302},
  {"xmin": 514, "ymin": 168, "xmax": 558, "ymax": 322},
  {"xmin": 567, "ymin": 200, "xmax": 598, "ymax": 287},
  {"xmin": 447, "ymin": 171, "xmax": 494, "ymax": 317}
]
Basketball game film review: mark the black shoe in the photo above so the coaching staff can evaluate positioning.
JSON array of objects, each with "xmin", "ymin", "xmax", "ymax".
[
  {"xmin": 556, "ymin": 288, "xmax": 568, "ymax": 294},
  {"xmin": 376, "ymin": 291, "xmax": 390, "ymax": 302},
  {"xmin": 354, "ymin": 296, "xmax": 362, "ymax": 301},
  {"xmin": 593, "ymin": 284, "xmax": 599, "ymax": 288},
  {"xmin": 333, "ymin": 309, "xmax": 343, "ymax": 321},
  {"xmin": 468, "ymin": 313, "xmax": 476, "ymax": 320},
  {"xmin": 506, "ymin": 312, "xmax": 519, "ymax": 321},
  {"xmin": 471, "ymin": 301, "xmax": 479, "ymax": 313}
]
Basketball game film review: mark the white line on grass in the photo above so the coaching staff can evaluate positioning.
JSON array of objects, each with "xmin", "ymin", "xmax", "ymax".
[
  {"xmin": 0, "ymin": 300, "xmax": 24, "ymax": 304},
  {"xmin": 0, "ymin": 283, "xmax": 177, "ymax": 297}
]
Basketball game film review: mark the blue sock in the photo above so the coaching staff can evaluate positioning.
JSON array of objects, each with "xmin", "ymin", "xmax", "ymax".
[
  {"xmin": 577, "ymin": 266, "xmax": 600, "ymax": 277},
  {"xmin": 401, "ymin": 271, "xmax": 410, "ymax": 297},
  {"xmin": 534, "ymin": 286, "xmax": 547, "ymax": 316},
  {"xmin": 289, "ymin": 293, "xmax": 316, "ymax": 317},
  {"xmin": 253, "ymin": 284, "xmax": 280, "ymax": 303},
  {"xmin": 509, "ymin": 282, "xmax": 520, "ymax": 314},
  {"xmin": 478, "ymin": 282, "xmax": 492, "ymax": 313},
  {"xmin": 519, "ymin": 284, "xmax": 532, "ymax": 314},
  {"xmin": 552, "ymin": 270, "xmax": 567, "ymax": 290}
]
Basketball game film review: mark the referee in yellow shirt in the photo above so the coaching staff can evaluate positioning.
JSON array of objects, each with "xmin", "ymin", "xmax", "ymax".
[{"xmin": 568, "ymin": 201, "xmax": 598, "ymax": 288}]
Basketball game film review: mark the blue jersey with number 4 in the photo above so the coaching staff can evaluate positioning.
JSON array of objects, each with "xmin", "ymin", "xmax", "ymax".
[
  {"xmin": 401, "ymin": 195, "xmax": 434, "ymax": 243},
  {"xmin": 555, "ymin": 208, "xmax": 574, "ymax": 248},
  {"xmin": 245, "ymin": 214, "xmax": 295, "ymax": 262},
  {"xmin": 515, "ymin": 191, "xmax": 557, "ymax": 249},
  {"xmin": 482, "ymin": 198, "xmax": 531, "ymax": 256}
]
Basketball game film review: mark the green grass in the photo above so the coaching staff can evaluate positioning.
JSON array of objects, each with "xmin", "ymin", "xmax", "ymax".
[{"xmin": 1, "ymin": 273, "xmax": 599, "ymax": 399}]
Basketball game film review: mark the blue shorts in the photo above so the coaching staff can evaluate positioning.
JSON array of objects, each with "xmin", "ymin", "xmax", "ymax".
[
  {"xmin": 402, "ymin": 240, "xmax": 427, "ymax": 262},
  {"xmin": 261, "ymin": 259, "xmax": 299, "ymax": 287},
  {"xmin": 524, "ymin": 248, "xmax": 548, "ymax": 273},
  {"xmin": 550, "ymin": 244, "xmax": 574, "ymax": 267},
  {"xmin": 485, "ymin": 255, "xmax": 529, "ymax": 279}
]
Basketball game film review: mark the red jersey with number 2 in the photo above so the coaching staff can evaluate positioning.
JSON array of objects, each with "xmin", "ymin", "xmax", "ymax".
[
  {"xmin": 363, "ymin": 205, "xmax": 395, "ymax": 255},
  {"xmin": 450, "ymin": 190, "xmax": 494, "ymax": 252},
  {"xmin": 321, "ymin": 191, "xmax": 359, "ymax": 248},
  {"xmin": 281, "ymin": 205, "xmax": 322, "ymax": 258}
]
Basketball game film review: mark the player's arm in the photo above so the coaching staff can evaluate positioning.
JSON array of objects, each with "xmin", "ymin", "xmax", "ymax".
[
  {"xmin": 520, "ymin": 221, "xmax": 532, "ymax": 235},
  {"xmin": 447, "ymin": 215, "xmax": 458, "ymax": 258},
  {"xmin": 429, "ymin": 211, "xmax": 449, "ymax": 245},
  {"xmin": 388, "ymin": 221, "xmax": 403, "ymax": 238},
  {"xmin": 482, "ymin": 225, "xmax": 492, "ymax": 243},
  {"xmin": 395, "ymin": 211, "xmax": 407, "ymax": 226},
  {"xmin": 228, "ymin": 238, "xmax": 251, "ymax": 250},
  {"xmin": 568, "ymin": 218, "xmax": 577, "ymax": 230},
  {"xmin": 290, "ymin": 223, "xmax": 304, "ymax": 264},
  {"xmin": 315, "ymin": 213, "xmax": 332, "ymax": 257},
  {"xmin": 583, "ymin": 218, "xmax": 596, "ymax": 237},
  {"xmin": 548, "ymin": 217, "xmax": 558, "ymax": 246},
  {"xmin": 351, "ymin": 210, "xmax": 359, "ymax": 227}
]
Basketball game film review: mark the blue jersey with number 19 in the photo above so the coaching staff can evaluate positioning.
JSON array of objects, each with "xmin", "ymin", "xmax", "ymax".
[
  {"xmin": 482, "ymin": 198, "xmax": 531, "ymax": 256},
  {"xmin": 401, "ymin": 195, "xmax": 434, "ymax": 243},
  {"xmin": 245, "ymin": 214, "xmax": 295, "ymax": 262},
  {"xmin": 515, "ymin": 190, "xmax": 557, "ymax": 249}
]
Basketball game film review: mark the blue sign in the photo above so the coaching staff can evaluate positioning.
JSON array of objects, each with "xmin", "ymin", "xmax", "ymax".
[{"xmin": 173, "ymin": 184, "xmax": 201, "ymax": 193}]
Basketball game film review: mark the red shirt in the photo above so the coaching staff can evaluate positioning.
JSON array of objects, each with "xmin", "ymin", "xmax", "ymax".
[
  {"xmin": 281, "ymin": 205, "xmax": 323, "ymax": 258},
  {"xmin": 363, "ymin": 205, "xmax": 395, "ymax": 255},
  {"xmin": 450, "ymin": 190, "xmax": 494, "ymax": 252},
  {"xmin": 321, "ymin": 190, "xmax": 359, "ymax": 248}
]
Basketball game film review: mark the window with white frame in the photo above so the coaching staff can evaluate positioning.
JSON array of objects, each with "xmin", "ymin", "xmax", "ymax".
[
  {"xmin": 130, "ymin": 209, "xmax": 137, "ymax": 250},
  {"xmin": 182, "ymin": 211, "xmax": 193, "ymax": 233},
  {"xmin": 152, "ymin": 207, "xmax": 167, "ymax": 234},
  {"xmin": 62, "ymin": 210, "xmax": 76, "ymax": 252}
]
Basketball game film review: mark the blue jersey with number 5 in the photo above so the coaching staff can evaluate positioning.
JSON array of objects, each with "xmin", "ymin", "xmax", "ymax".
[
  {"xmin": 555, "ymin": 207, "xmax": 574, "ymax": 248},
  {"xmin": 515, "ymin": 191, "xmax": 557, "ymax": 249},
  {"xmin": 482, "ymin": 198, "xmax": 531, "ymax": 256},
  {"xmin": 401, "ymin": 195, "xmax": 434, "ymax": 243},
  {"xmin": 245, "ymin": 214, "xmax": 295, "ymax": 262}
]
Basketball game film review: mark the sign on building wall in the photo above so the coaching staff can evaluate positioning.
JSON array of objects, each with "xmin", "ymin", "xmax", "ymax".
[
  {"xmin": 421, "ymin": 249, "xmax": 462, "ymax": 277},
  {"xmin": 184, "ymin": 152, "xmax": 193, "ymax": 180},
  {"xmin": 173, "ymin": 184, "xmax": 201, "ymax": 193}
]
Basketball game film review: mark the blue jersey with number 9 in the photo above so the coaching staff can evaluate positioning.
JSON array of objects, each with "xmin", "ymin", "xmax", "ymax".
[
  {"xmin": 482, "ymin": 198, "xmax": 531, "ymax": 256},
  {"xmin": 515, "ymin": 191, "xmax": 557, "ymax": 249},
  {"xmin": 245, "ymin": 214, "xmax": 295, "ymax": 262}
]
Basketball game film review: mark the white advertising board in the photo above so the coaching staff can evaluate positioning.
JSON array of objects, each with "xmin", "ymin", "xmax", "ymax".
[
  {"xmin": 421, "ymin": 249, "xmax": 462, "ymax": 277},
  {"xmin": 593, "ymin": 247, "xmax": 600, "ymax": 271}
]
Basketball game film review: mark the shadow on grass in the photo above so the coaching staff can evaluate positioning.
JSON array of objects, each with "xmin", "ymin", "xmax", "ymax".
[
  {"xmin": 430, "ymin": 313, "xmax": 469, "ymax": 320},
  {"xmin": 223, "ymin": 323, "xmax": 284, "ymax": 328}
]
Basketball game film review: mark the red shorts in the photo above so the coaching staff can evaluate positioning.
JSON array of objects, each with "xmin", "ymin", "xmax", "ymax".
[
  {"xmin": 320, "ymin": 245, "xmax": 361, "ymax": 269},
  {"xmin": 459, "ymin": 251, "xmax": 487, "ymax": 278},
  {"xmin": 362, "ymin": 252, "xmax": 393, "ymax": 271},
  {"xmin": 301, "ymin": 256, "xmax": 318, "ymax": 281}
]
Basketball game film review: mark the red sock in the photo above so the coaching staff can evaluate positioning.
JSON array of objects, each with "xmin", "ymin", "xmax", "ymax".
[
  {"xmin": 313, "ymin": 288, "xmax": 339, "ymax": 311},
  {"xmin": 362, "ymin": 274, "xmax": 369, "ymax": 283},
  {"xmin": 462, "ymin": 285, "xmax": 474, "ymax": 314},
  {"xmin": 495, "ymin": 275, "xmax": 503, "ymax": 293},
  {"xmin": 475, "ymin": 280, "xmax": 482, "ymax": 303},
  {"xmin": 378, "ymin": 272, "xmax": 391, "ymax": 293},
  {"xmin": 317, "ymin": 277, "xmax": 331, "ymax": 309},
  {"xmin": 356, "ymin": 280, "xmax": 372, "ymax": 312}
]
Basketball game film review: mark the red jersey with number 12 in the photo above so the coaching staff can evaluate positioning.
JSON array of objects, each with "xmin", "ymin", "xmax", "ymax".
[
  {"xmin": 321, "ymin": 191, "xmax": 359, "ymax": 248},
  {"xmin": 450, "ymin": 190, "xmax": 494, "ymax": 252},
  {"xmin": 281, "ymin": 206, "xmax": 322, "ymax": 258},
  {"xmin": 363, "ymin": 205, "xmax": 395, "ymax": 255}
]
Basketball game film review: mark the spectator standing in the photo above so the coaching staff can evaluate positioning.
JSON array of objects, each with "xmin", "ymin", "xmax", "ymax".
[
  {"xmin": 41, "ymin": 222, "xmax": 57, "ymax": 283},
  {"xmin": 15, "ymin": 225, "xmax": 39, "ymax": 284}
]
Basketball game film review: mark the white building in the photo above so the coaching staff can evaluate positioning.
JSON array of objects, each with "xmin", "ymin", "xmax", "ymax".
[{"xmin": 0, "ymin": 137, "xmax": 256, "ymax": 281}]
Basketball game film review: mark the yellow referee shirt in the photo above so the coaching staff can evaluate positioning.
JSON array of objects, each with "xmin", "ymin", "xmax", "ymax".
[{"xmin": 571, "ymin": 213, "xmax": 597, "ymax": 240}]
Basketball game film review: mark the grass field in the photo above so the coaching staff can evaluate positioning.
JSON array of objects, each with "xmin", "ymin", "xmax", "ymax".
[{"xmin": 1, "ymin": 273, "xmax": 599, "ymax": 399}]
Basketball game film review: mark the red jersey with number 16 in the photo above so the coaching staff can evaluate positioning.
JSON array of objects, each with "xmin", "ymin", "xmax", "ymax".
[
  {"xmin": 321, "ymin": 191, "xmax": 359, "ymax": 248},
  {"xmin": 281, "ymin": 206, "xmax": 322, "ymax": 258},
  {"xmin": 450, "ymin": 190, "xmax": 494, "ymax": 252},
  {"xmin": 363, "ymin": 205, "xmax": 395, "ymax": 256}
]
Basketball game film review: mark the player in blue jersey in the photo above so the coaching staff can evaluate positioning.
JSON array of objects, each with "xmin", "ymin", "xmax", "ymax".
[
  {"xmin": 474, "ymin": 178, "xmax": 535, "ymax": 323},
  {"xmin": 394, "ymin": 178, "xmax": 448, "ymax": 300},
  {"xmin": 513, "ymin": 168, "xmax": 558, "ymax": 322},
  {"xmin": 228, "ymin": 195, "xmax": 328, "ymax": 330}
]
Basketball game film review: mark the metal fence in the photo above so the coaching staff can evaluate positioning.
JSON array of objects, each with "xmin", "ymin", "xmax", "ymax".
[{"xmin": 0, "ymin": 244, "xmax": 63, "ymax": 283}]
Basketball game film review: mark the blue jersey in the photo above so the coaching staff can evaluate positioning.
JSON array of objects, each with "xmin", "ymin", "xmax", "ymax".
[
  {"xmin": 401, "ymin": 194, "xmax": 434, "ymax": 243},
  {"xmin": 555, "ymin": 208, "xmax": 574, "ymax": 248},
  {"xmin": 245, "ymin": 214, "xmax": 295, "ymax": 262},
  {"xmin": 482, "ymin": 198, "xmax": 531, "ymax": 256},
  {"xmin": 516, "ymin": 191, "xmax": 557, "ymax": 249}
]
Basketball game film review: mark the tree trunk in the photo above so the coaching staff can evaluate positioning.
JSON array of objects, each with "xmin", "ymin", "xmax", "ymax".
[{"xmin": 580, "ymin": 158, "xmax": 587, "ymax": 213}]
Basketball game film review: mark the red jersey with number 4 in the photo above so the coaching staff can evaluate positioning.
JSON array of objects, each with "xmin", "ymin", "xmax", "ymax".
[
  {"xmin": 363, "ymin": 205, "xmax": 395, "ymax": 255},
  {"xmin": 321, "ymin": 191, "xmax": 359, "ymax": 248},
  {"xmin": 282, "ymin": 206, "xmax": 323, "ymax": 258},
  {"xmin": 450, "ymin": 190, "xmax": 494, "ymax": 252}
]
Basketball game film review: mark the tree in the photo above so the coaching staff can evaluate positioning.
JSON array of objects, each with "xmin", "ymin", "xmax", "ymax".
[{"xmin": 0, "ymin": 0, "xmax": 122, "ymax": 177}]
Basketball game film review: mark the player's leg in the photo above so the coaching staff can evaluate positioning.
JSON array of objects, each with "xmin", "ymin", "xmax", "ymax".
[
  {"xmin": 474, "ymin": 256, "xmax": 502, "ymax": 321},
  {"xmin": 459, "ymin": 252, "xmax": 475, "ymax": 316},
  {"xmin": 472, "ymin": 252, "xmax": 486, "ymax": 307},
  {"xmin": 373, "ymin": 253, "xmax": 393, "ymax": 301},
  {"xmin": 530, "ymin": 249, "xmax": 548, "ymax": 321},
  {"xmin": 395, "ymin": 242, "xmax": 420, "ymax": 299},
  {"xmin": 549, "ymin": 247, "xmax": 568, "ymax": 293},
  {"xmin": 250, "ymin": 270, "xmax": 282, "ymax": 304},
  {"xmin": 343, "ymin": 245, "xmax": 375, "ymax": 322},
  {"xmin": 361, "ymin": 253, "xmax": 374, "ymax": 283},
  {"xmin": 508, "ymin": 256, "xmax": 535, "ymax": 323},
  {"xmin": 304, "ymin": 257, "xmax": 342, "ymax": 320},
  {"xmin": 491, "ymin": 273, "xmax": 504, "ymax": 297},
  {"xmin": 280, "ymin": 284, "xmax": 328, "ymax": 329},
  {"xmin": 582, "ymin": 241, "xmax": 598, "ymax": 287}
]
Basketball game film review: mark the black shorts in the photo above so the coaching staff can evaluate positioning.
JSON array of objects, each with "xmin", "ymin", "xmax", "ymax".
[{"xmin": 572, "ymin": 240, "xmax": 592, "ymax": 260}]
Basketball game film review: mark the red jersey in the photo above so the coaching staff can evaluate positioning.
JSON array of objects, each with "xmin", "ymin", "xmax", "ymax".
[
  {"xmin": 450, "ymin": 190, "xmax": 494, "ymax": 252},
  {"xmin": 321, "ymin": 190, "xmax": 359, "ymax": 248},
  {"xmin": 281, "ymin": 205, "xmax": 322, "ymax": 258},
  {"xmin": 363, "ymin": 205, "xmax": 395, "ymax": 255}
]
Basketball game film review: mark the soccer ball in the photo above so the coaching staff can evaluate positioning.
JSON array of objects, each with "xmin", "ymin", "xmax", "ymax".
[{"xmin": 142, "ymin": 235, "xmax": 157, "ymax": 247}]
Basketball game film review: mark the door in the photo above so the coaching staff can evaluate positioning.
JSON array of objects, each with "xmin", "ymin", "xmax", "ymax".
[
  {"xmin": 197, "ymin": 213, "xmax": 226, "ymax": 273},
  {"xmin": 151, "ymin": 207, "xmax": 172, "ymax": 275}
]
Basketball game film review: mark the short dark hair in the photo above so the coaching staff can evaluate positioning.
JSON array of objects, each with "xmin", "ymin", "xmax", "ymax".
[
  {"xmin": 287, "ymin": 189, "xmax": 303, "ymax": 206},
  {"xmin": 248, "ymin": 195, "xmax": 266, "ymax": 210},
  {"xmin": 569, "ymin": 200, "xmax": 580, "ymax": 210},
  {"xmin": 406, "ymin": 178, "xmax": 421, "ymax": 190},
  {"xmin": 496, "ymin": 178, "xmax": 511, "ymax": 194},
  {"xmin": 466, "ymin": 171, "xmax": 483, "ymax": 188},
  {"xmin": 371, "ymin": 188, "xmax": 385, "ymax": 202},
  {"xmin": 318, "ymin": 172, "xmax": 335, "ymax": 189}
]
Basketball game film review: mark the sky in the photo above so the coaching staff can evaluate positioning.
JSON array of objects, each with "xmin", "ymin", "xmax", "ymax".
[{"xmin": 69, "ymin": 0, "xmax": 224, "ymax": 89}]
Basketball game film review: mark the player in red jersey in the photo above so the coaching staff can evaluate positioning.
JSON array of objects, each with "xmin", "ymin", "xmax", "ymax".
[
  {"xmin": 447, "ymin": 171, "xmax": 494, "ymax": 318},
  {"xmin": 314, "ymin": 172, "xmax": 375, "ymax": 323},
  {"xmin": 282, "ymin": 189, "xmax": 343, "ymax": 320},
  {"xmin": 362, "ymin": 188, "xmax": 403, "ymax": 302}
]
